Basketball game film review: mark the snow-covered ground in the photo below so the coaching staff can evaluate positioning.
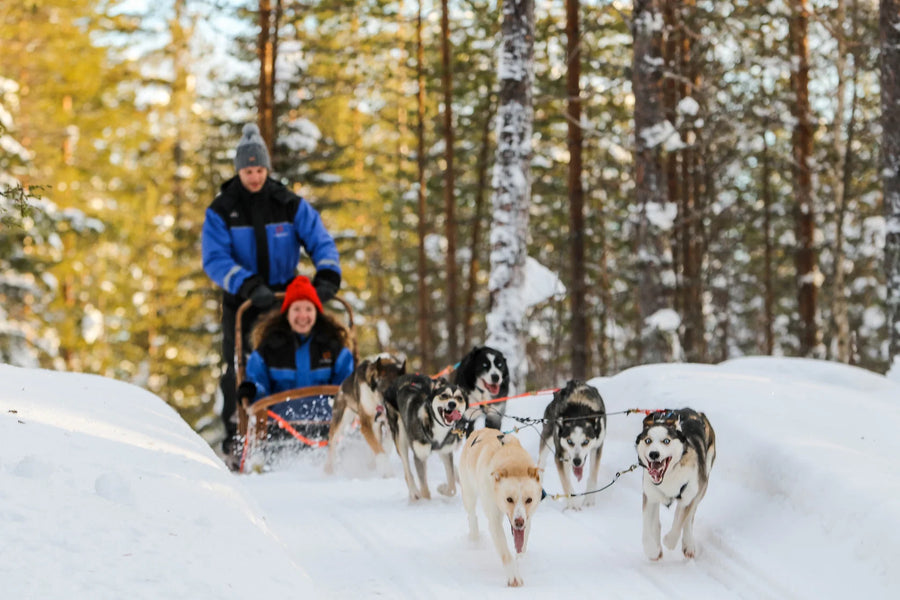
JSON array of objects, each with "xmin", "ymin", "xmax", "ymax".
[{"xmin": 1, "ymin": 357, "xmax": 898, "ymax": 599}]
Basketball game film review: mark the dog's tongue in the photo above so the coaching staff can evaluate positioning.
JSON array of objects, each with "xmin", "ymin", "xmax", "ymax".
[
  {"xmin": 483, "ymin": 381, "xmax": 500, "ymax": 396},
  {"xmin": 573, "ymin": 465, "xmax": 584, "ymax": 481},
  {"xmin": 649, "ymin": 460, "xmax": 665, "ymax": 484},
  {"xmin": 446, "ymin": 409, "xmax": 462, "ymax": 422},
  {"xmin": 512, "ymin": 526, "xmax": 525, "ymax": 554}
]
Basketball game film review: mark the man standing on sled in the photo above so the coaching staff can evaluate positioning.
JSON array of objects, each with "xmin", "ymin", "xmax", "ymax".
[{"xmin": 202, "ymin": 122, "xmax": 342, "ymax": 459}]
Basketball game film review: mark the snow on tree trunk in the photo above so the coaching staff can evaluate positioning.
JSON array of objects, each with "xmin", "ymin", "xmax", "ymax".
[
  {"xmin": 486, "ymin": 0, "xmax": 534, "ymax": 393},
  {"xmin": 881, "ymin": 0, "xmax": 900, "ymax": 371},
  {"xmin": 631, "ymin": 0, "xmax": 678, "ymax": 364}
]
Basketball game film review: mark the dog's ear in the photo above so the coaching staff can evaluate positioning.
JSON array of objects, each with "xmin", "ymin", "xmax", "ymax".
[
  {"xmin": 492, "ymin": 468, "xmax": 508, "ymax": 482},
  {"xmin": 365, "ymin": 361, "xmax": 379, "ymax": 390},
  {"xmin": 527, "ymin": 466, "xmax": 541, "ymax": 482}
]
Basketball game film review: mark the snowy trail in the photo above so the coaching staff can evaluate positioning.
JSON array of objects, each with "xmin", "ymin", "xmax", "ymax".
[
  {"xmin": 242, "ymin": 424, "xmax": 784, "ymax": 597},
  {"xmin": 241, "ymin": 363, "xmax": 900, "ymax": 598},
  {"xmin": 245, "ymin": 434, "xmax": 791, "ymax": 599}
]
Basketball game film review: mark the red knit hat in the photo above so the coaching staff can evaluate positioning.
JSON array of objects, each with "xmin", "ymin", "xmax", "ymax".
[{"xmin": 281, "ymin": 275, "xmax": 323, "ymax": 314}]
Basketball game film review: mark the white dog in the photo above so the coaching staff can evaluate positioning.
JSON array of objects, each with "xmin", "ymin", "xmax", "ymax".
[
  {"xmin": 459, "ymin": 428, "xmax": 543, "ymax": 587},
  {"xmin": 636, "ymin": 409, "xmax": 716, "ymax": 560}
]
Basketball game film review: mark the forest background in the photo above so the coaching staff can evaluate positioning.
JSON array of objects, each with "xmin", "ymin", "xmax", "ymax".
[{"xmin": 2, "ymin": 0, "xmax": 899, "ymax": 444}]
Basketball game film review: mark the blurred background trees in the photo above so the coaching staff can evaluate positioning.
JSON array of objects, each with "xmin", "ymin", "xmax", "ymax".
[{"xmin": 1, "ymin": 0, "xmax": 894, "ymax": 444}]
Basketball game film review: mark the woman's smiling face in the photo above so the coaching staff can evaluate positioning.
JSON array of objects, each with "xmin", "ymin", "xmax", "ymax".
[{"xmin": 287, "ymin": 299, "xmax": 317, "ymax": 335}]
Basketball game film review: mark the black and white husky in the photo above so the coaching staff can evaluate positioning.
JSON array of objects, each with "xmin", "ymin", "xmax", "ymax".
[
  {"xmin": 636, "ymin": 408, "xmax": 716, "ymax": 560},
  {"xmin": 537, "ymin": 380, "xmax": 607, "ymax": 510},
  {"xmin": 452, "ymin": 346, "xmax": 509, "ymax": 429},
  {"xmin": 383, "ymin": 374, "xmax": 470, "ymax": 501}
]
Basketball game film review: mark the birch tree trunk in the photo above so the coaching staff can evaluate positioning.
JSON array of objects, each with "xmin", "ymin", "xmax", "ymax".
[
  {"xmin": 632, "ymin": 0, "xmax": 676, "ymax": 364},
  {"xmin": 486, "ymin": 0, "xmax": 534, "ymax": 393},
  {"xmin": 881, "ymin": 0, "xmax": 900, "ymax": 369}
]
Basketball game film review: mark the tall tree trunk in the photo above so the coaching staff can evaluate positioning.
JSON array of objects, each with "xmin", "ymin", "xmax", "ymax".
[
  {"xmin": 881, "ymin": 0, "xmax": 900, "ymax": 368},
  {"xmin": 632, "ymin": 0, "xmax": 675, "ymax": 364},
  {"xmin": 761, "ymin": 119, "xmax": 775, "ymax": 355},
  {"xmin": 789, "ymin": 0, "xmax": 819, "ymax": 356},
  {"xmin": 440, "ymin": 0, "xmax": 459, "ymax": 361},
  {"xmin": 678, "ymin": 0, "xmax": 706, "ymax": 363},
  {"xmin": 831, "ymin": 1, "xmax": 860, "ymax": 364},
  {"xmin": 416, "ymin": 1, "xmax": 432, "ymax": 371},
  {"xmin": 663, "ymin": 0, "xmax": 680, "ymax": 317},
  {"xmin": 463, "ymin": 93, "xmax": 496, "ymax": 350},
  {"xmin": 257, "ymin": 0, "xmax": 280, "ymax": 156},
  {"xmin": 566, "ymin": 0, "xmax": 587, "ymax": 378},
  {"xmin": 486, "ymin": 0, "xmax": 534, "ymax": 392}
]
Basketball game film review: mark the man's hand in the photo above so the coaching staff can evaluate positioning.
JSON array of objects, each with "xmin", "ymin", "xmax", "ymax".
[
  {"xmin": 249, "ymin": 284, "xmax": 276, "ymax": 308},
  {"xmin": 237, "ymin": 381, "xmax": 257, "ymax": 403},
  {"xmin": 313, "ymin": 269, "xmax": 341, "ymax": 304},
  {"xmin": 239, "ymin": 276, "xmax": 276, "ymax": 309}
]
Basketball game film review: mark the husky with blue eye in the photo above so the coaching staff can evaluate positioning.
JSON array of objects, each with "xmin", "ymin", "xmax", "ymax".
[
  {"xmin": 636, "ymin": 408, "xmax": 716, "ymax": 560},
  {"xmin": 537, "ymin": 380, "xmax": 607, "ymax": 510}
]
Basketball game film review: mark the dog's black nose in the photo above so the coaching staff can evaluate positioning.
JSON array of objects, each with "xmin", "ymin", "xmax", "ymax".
[
  {"xmin": 491, "ymin": 374, "xmax": 500, "ymax": 383},
  {"xmin": 649, "ymin": 451, "xmax": 659, "ymax": 460},
  {"xmin": 573, "ymin": 457, "xmax": 582, "ymax": 467},
  {"xmin": 447, "ymin": 401, "xmax": 456, "ymax": 410}
]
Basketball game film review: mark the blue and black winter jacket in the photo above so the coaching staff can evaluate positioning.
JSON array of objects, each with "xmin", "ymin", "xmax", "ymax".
[
  {"xmin": 244, "ymin": 329, "xmax": 354, "ymax": 421},
  {"xmin": 202, "ymin": 176, "xmax": 341, "ymax": 306}
]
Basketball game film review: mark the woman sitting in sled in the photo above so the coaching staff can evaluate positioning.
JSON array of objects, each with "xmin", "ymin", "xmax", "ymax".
[{"xmin": 238, "ymin": 275, "xmax": 354, "ymax": 435}]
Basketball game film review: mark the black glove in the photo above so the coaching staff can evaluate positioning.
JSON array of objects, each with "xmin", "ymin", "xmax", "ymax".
[
  {"xmin": 249, "ymin": 284, "xmax": 276, "ymax": 308},
  {"xmin": 238, "ymin": 276, "xmax": 276, "ymax": 309},
  {"xmin": 313, "ymin": 269, "xmax": 341, "ymax": 304},
  {"xmin": 237, "ymin": 381, "xmax": 257, "ymax": 403}
]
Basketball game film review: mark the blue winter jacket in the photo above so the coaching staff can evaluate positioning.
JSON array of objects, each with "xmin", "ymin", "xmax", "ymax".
[
  {"xmin": 245, "ymin": 329, "xmax": 354, "ymax": 421},
  {"xmin": 202, "ymin": 176, "xmax": 341, "ymax": 304}
]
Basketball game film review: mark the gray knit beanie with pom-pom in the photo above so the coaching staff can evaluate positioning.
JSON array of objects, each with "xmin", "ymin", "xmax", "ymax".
[{"xmin": 234, "ymin": 123, "xmax": 272, "ymax": 171}]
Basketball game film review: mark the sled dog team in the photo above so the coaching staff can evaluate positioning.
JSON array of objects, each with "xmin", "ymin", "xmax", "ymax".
[{"xmin": 324, "ymin": 346, "xmax": 717, "ymax": 587}]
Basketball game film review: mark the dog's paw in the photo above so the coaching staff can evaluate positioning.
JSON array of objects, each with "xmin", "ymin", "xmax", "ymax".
[
  {"xmin": 507, "ymin": 574, "xmax": 524, "ymax": 587},
  {"xmin": 644, "ymin": 544, "xmax": 663, "ymax": 561},
  {"xmin": 565, "ymin": 498, "xmax": 583, "ymax": 511},
  {"xmin": 663, "ymin": 530, "xmax": 680, "ymax": 550},
  {"xmin": 437, "ymin": 483, "xmax": 456, "ymax": 497},
  {"xmin": 582, "ymin": 495, "xmax": 596, "ymax": 508},
  {"xmin": 374, "ymin": 453, "xmax": 392, "ymax": 478},
  {"xmin": 682, "ymin": 543, "xmax": 696, "ymax": 559}
]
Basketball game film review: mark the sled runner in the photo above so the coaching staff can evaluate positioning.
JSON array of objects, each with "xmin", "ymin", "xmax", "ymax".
[{"xmin": 233, "ymin": 292, "xmax": 357, "ymax": 469}]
